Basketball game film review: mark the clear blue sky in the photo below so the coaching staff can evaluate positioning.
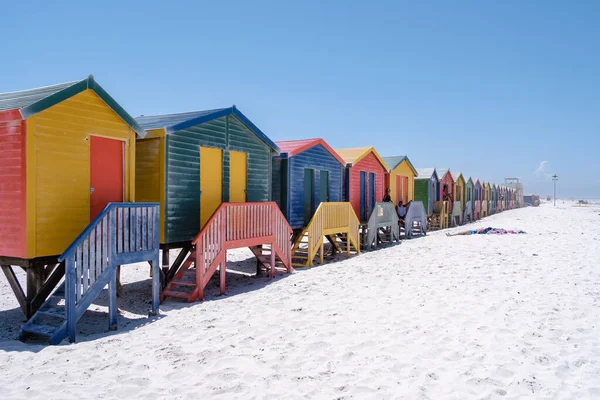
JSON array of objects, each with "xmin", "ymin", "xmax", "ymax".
[{"xmin": 1, "ymin": 1, "xmax": 598, "ymax": 198}]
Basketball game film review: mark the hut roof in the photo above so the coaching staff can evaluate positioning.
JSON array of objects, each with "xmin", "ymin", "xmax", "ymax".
[
  {"xmin": 334, "ymin": 147, "xmax": 387, "ymax": 169},
  {"xmin": 0, "ymin": 75, "xmax": 146, "ymax": 137},
  {"xmin": 454, "ymin": 172, "xmax": 464, "ymax": 183},
  {"xmin": 381, "ymin": 156, "xmax": 418, "ymax": 175},
  {"xmin": 415, "ymin": 168, "xmax": 438, "ymax": 181},
  {"xmin": 136, "ymin": 106, "xmax": 280, "ymax": 153},
  {"xmin": 275, "ymin": 138, "xmax": 345, "ymax": 165},
  {"xmin": 437, "ymin": 169, "xmax": 453, "ymax": 181}
]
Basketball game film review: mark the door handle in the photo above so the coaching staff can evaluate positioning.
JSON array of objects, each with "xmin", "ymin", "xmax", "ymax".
[{"xmin": 90, "ymin": 188, "xmax": 95, "ymax": 193}]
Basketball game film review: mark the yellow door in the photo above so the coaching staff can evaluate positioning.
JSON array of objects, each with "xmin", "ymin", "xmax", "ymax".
[
  {"xmin": 200, "ymin": 146, "xmax": 223, "ymax": 228},
  {"xmin": 229, "ymin": 150, "xmax": 247, "ymax": 203}
]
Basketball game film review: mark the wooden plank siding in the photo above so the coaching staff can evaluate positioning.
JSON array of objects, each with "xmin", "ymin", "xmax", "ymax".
[
  {"xmin": 26, "ymin": 89, "xmax": 137, "ymax": 258},
  {"xmin": 386, "ymin": 160, "xmax": 416, "ymax": 204},
  {"xmin": 284, "ymin": 144, "xmax": 343, "ymax": 229},
  {"xmin": 0, "ymin": 114, "xmax": 26, "ymax": 258},
  {"xmin": 164, "ymin": 115, "xmax": 272, "ymax": 244},
  {"xmin": 414, "ymin": 175, "xmax": 437, "ymax": 214},
  {"xmin": 348, "ymin": 152, "xmax": 386, "ymax": 222},
  {"xmin": 135, "ymin": 137, "xmax": 166, "ymax": 243}
]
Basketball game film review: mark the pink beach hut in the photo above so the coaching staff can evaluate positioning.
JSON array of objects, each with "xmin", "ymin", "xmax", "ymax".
[{"xmin": 437, "ymin": 169, "xmax": 455, "ymax": 213}]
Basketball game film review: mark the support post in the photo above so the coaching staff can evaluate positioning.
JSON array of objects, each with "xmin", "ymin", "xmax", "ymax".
[
  {"xmin": 150, "ymin": 256, "xmax": 160, "ymax": 316},
  {"xmin": 319, "ymin": 239, "xmax": 324, "ymax": 265},
  {"xmin": 271, "ymin": 243, "xmax": 276, "ymax": 278},
  {"xmin": 1, "ymin": 265, "xmax": 27, "ymax": 316},
  {"xmin": 220, "ymin": 253, "xmax": 227, "ymax": 294},
  {"xmin": 65, "ymin": 256, "xmax": 77, "ymax": 343},
  {"xmin": 108, "ymin": 268, "xmax": 118, "ymax": 330}
]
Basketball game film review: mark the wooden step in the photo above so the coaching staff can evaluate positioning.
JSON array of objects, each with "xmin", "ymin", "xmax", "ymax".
[
  {"xmin": 21, "ymin": 323, "xmax": 59, "ymax": 337},
  {"xmin": 162, "ymin": 290, "xmax": 193, "ymax": 299},
  {"xmin": 36, "ymin": 306, "xmax": 66, "ymax": 319},
  {"xmin": 169, "ymin": 280, "xmax": 196, "ymax": 287},
  {"xmin": 292, "ymin": 263, "xmax": 308, "ymax": 268}
]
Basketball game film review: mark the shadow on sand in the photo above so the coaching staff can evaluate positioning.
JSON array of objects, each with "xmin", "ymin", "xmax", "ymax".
[{"xmin": 0, "ymin": 254, "xmax": 294, "ymax": 351}]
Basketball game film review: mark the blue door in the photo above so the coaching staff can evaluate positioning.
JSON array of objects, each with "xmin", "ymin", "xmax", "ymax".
[
  {"xmin": 436, "ymin": 182, "xmax": 441, "ymax": 201},
  {"xmin": 303, "ymin": 169, "xmax": 315, "ymax": 226},
  {"xmin": 369, "ymin": 172, "xmax": 376, "ymax": 218},
  {"xmin": 359, "ymin": 171, "xmax": 367, "ymax": 221},
  {"xmin": 428, "ymin": 180, "xmax": 434, "ymax": 214}
]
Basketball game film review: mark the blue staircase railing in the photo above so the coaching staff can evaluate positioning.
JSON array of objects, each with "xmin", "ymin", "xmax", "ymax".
[{"xmin": 20, "ymin": 202, "xmax": 160, "ymax": 345}]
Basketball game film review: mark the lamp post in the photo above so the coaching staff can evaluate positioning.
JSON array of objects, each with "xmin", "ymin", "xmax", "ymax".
[{"xmin": 552, "ymin": 174, "xmax": 558, "ymax": 206}]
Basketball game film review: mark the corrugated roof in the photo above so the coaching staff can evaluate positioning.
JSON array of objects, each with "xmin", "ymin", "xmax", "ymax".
[
  {"xmin": 0, "ymin": 75, "xmax": 146, "ymax": 137},
  {"xmin": 276, "ymin": 138, "xmax": 319, "ymax": 154},
  {"xmin": 0, "ymin": 81, "xmax": 78, "ymax": 111},
  {"xmin": 136, "ymin": 109, "xmax": 226, "ymax": 130},
  {"xmin": 136, "ymin": 106, "xmax": 279, "ymax": 153},
  {"xmin": 415, "ymin": 168, "xmax": 437, "ymax": 180},
  {"xmin": 334, "ymin": 147, "xmax": 371, "ymax": 165},
  {"xmin": 275, "ymin": 138, "xmax": 345, "ymax": 165},
  {"xmin": 437, "ymin": 169, "xmax": 453, "ymax": 181},
  {"xmin": 334, "ymin": 147, "xmax": 388, "ymax": 170},
  {"xmin": 381, "ymin": 155, "xmax": 418, "ymax": 175}
]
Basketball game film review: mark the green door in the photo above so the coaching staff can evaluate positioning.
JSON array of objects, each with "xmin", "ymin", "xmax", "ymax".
[
  {"xmin": 303, "ymin": 169, "xmax": 315, "ymax": 226},
  {"xmin": 319, "ymin": 170, "xmax": 329, "ymax": 204}
]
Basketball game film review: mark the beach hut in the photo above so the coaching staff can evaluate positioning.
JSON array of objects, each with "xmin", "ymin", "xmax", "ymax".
[
  {"xmin": 437, "ymin": 169, "xmax": 455, "ymax": 213},
  {"xmin": 272, "ymin": 138, "xmax": 345, "ymax": 230},
  {"xmin": 335, "ymin": 147, "xmax": 387, "ymax": 222},
  {"xmin": 136, "ymin": 107, "xmax": 293, "ymax": 302},
  {"xmin": 464, "ymin": 176, "xmax": 474, "ymax": 223},
  {"xmin": 495, "ymin": 185, "xmax": 502, "ymax": 213},
  {"xmin": 136, "ymin": 106, "xmax": 279, "ymax": 243},
  {"xmin": 482, "ymin": 182, "xmax": 491, "ymax": 217},
  {"xmin": 490, "ymin": 184, "xmax": 497, "ymax": 214},
  {"xmin": 0, "ymin": 75, "xmax": 160, "ymax": 343},
  {"xmin": 473, "ymin": 179, "xmax": 482, "ymax": 220},
  {"xmin": 414, "ymin": 168, "xmax": 439, "ymax": 214},
  {"xmin": 453, "ymin": 172, "xmax": 466, "ymax": 212},
  {"xmin": 381, "ymin": 155, "xmax": 418, "ymax": 205}
]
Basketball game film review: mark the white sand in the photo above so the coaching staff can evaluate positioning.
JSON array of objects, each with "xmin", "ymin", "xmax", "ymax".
[{"xmin": 1, "ymin": 202, "xmax": 600, "ymax": 399}]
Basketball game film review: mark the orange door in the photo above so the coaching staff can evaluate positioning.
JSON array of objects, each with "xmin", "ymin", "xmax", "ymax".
[{"xmin": 90, "ymin": 136, "xmax": 124, "ymax": 220}]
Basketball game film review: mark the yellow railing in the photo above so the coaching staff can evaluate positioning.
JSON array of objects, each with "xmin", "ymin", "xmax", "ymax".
[
  {"xmin": 432, "ymin": 201, "xmax": 449, "ymax": 230},
  {"xmin": 293, "ymin": 202, "xmax": 360, "ymax": 267}
]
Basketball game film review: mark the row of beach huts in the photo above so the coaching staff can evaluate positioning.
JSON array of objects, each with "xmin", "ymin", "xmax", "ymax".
[{"xmin": 0, "ymin": 76, "xmax": 524, "ymax": 344}]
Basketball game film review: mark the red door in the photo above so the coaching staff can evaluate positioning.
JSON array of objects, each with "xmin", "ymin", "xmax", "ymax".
[{"xmin": 90, "ymin": 136, "xmax": 124, "ymax": 220}]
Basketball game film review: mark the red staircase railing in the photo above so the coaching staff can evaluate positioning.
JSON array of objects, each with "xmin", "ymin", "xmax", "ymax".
[{"xmin": 191, "ymin": 202, "xmax": 292, "ymax": 301}]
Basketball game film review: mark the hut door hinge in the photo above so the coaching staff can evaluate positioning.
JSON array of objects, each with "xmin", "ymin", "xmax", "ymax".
[
  {"xmin": 243, "ymin": 189, "xmax": 247, "ymax": 193},
  {"xmin": 90, "ymin": 188, "xmax": 95, "ymax": 193}
]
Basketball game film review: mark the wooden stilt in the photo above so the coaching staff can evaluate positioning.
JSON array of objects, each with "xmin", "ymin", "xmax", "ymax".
[
  {"xmin": 30, "ymin": 262, "xmax": 64, "ymax": 314},
  {"xmin": 108, "ymin": 269, "xmax": 118, "ymax": 330},
  {"xmin": 270, "ymin": 244, "xmax": 275, "ymax": 278},
  {"xmin": 1, "ymin": 265, "xmax": 27, "ymax": 316},
  {"xmin": 150, "ymin": 256, "xmax": 160, "ymax": 315},
  {"xmin": 220, "ymin": 253, "xmax": 227, "ymax": 294}
]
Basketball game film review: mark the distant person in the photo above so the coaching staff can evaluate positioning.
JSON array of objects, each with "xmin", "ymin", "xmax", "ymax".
[
  {"xmin": 383, "ymin": 188, "xmax": 392, "ymax": 203},
  {"xmin": 405, "ymin": 200, "xmax": 413, "ymax": 214},
  {"xmin": 397, "ymin": 201, "xmax": 406, "ymax": 220}
]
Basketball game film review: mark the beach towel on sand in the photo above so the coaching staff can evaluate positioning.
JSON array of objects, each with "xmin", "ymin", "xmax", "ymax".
[{"xmin": 446, "ymin": 227, "xmax": 526, "ymax": 236}]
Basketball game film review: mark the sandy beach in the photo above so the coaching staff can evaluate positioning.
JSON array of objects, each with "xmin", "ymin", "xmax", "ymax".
[{"xmin": 1, "ymin": 202, "xmax": 599, "ymax": 399}]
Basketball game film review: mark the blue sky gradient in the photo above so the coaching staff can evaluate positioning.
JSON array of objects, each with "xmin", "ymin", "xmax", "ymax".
[{"xmin": 1, "ymin": 1, "xmax": 598, "ymax": 197}]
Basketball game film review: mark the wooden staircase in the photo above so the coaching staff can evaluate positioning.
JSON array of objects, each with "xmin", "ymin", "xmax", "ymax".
[
  {"xmin": 20, "ymin": 203, "xmax": 160, "ymax": 344},
  {"xmin": 428, "ymin": 201, "xmax": 449, "ymax": 231},
  {"xmin": 291, "ymin": 202, "xmax": 360, "ymax": 267},
  {"xmin": 161, "ymin": 202, "xmax": 292, "ymax": 303}
]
